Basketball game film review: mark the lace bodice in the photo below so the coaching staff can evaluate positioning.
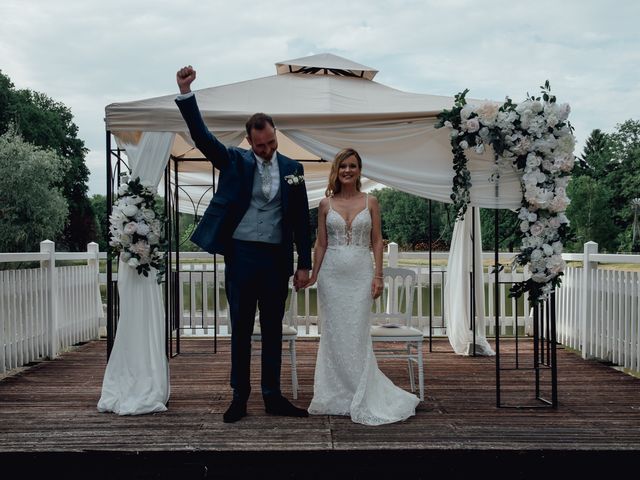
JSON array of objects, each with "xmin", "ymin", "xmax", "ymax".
[{"xmin": 326, "ymin": 195, "xmax": 371, "ymax": 248}]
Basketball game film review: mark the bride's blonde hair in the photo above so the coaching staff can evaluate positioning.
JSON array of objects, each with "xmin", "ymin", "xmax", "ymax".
[{"xmin": 325, "ymin": 148, "xmax": 362, "ymax": 197}]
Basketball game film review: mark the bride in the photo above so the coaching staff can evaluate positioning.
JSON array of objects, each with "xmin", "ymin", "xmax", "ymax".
[{"xmin": 305, "ymin": 148, "xmax": 419, "ymax": 425}]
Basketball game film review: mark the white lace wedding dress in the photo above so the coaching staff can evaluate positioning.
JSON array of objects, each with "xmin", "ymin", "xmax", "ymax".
[{"xmin": 308, "ymin": 195, "xmax": 419, "ymax": 425}]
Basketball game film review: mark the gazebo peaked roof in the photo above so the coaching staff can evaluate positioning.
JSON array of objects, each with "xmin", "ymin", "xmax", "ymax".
[{"xmin": 275, "ymin": 53, "xmax": 379, "ymax": 80}]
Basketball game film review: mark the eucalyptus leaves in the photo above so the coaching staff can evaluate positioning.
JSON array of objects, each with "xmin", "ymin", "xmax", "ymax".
[{"xmin": 436, "ymin": 82, "xmax": 575, "ymax": 303}]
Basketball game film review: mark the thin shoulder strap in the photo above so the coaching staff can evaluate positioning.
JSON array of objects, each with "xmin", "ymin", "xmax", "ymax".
[{"xmin": 365, "ymin": 192, "xmax": 369, "ymax": 209}]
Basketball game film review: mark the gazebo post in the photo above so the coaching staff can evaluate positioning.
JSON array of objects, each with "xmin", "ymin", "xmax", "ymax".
[{"xmin": 106, "ymin": 130, "xmax": 114, "ymax": 358}]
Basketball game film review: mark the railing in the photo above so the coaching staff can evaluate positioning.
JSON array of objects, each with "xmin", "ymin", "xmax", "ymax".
[
  {"xmin": 172, "ymin": 245, "xmax": 533, "ymax": 337},
  {"xmin": 556, "ymin": 241, "xmax": 640, "ymax": 371},
  {"xmin": 2, "ymin": 240, "xmax": 638, "ymax": 375},
  {"xmin": 0, "ymin": 241, "xmax": 102, "ymax": 374}
]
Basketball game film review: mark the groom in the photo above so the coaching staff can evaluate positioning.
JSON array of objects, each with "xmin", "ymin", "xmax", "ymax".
[{"xmin": 175, "ymin": 66, "xmax": 312, "ymax": 423}]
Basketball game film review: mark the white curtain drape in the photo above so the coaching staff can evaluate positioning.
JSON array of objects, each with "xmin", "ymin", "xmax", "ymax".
[
  {"xmin": 98, "ymin": 132, "xmax": 175, "ymax": 415},
  {"xmin": 444, "ymin": 208, "xmax": 495, "ymax": 356}
]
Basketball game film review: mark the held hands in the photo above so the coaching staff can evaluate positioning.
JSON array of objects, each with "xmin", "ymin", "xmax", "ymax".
[
  {"xmin": 176, "ymin": 65, "xmax": 196, "ymax": 94},
  {"xmin": 371, "ymin": 277, "xmax": 383, "ymax": 299},
  {"xmin": 304, "ymin": 272, "xmax": 318, "ymax": 289},
  {"xmin": 293, "ymin": 269, "xmax": 310, "ymax": 291}
]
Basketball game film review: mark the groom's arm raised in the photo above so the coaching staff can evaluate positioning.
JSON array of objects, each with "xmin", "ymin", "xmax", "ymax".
[{"xmin": 175, "ymin": 65, "xmax": 231, "ymax": 171}]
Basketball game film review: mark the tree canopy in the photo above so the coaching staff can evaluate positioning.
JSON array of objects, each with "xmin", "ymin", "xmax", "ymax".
[
  {"xmin": 0, "ymin": 70, "xmax": 96, "ymax": 251},
  {"xmin": 0, "ymin": 129, "xmax": 69, "ymax": 252}
]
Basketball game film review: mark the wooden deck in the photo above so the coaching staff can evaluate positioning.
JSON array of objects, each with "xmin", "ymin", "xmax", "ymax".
[{"xmin": 1, "ymin": 337, "xmax": 639, "ymax": 479}]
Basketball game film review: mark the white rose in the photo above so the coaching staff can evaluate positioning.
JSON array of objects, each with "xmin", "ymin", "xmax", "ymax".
[
  {"xmin": 148, "ymin": 233, "xmax": 160, "ymax": 245},
  {"xmin": 530, "ymin": 222, "xmax": 545, "ymax": 237},
  {"xmin": 118, "ymin": 184, "xmax": 129, "ymax": 196},
  {"xmin": 142, "ymin": 208, "xmax": 156, "ymax": 221},
  {"xmin": 459, "ymin": 140, "xmax": 469, "ymax": 149},
  {"xmin": 123, "ymin": 221, "xmax": 137, "ymax": 235},
  {"xmin": 444, "ymin": 121, "xmax": 453, "ymax": 128},
  {"xmin": 127, "ymin": 257, "xmax": 140, "ymax": 268},
  {"xmin": 547, "ymin": 255, "xmax": 565, "ymax": 274},
  {"xmin": 520, "ymin": 220, "xmax": 530, "ymax": 233},
  {"xmin": 549, "ymin": 216, "xmax": 561, "ymax": 229},
  {"xmin": 475, "ymin": 102, "xmax": 500, "ymax": 126},
  {"xmin": 552, "ymin": 241, "xmax": 563, "ymax": 254},
  {"xmin": 475, "ymin": 144, "xmax": 485, "ymax": 155},
  {"xmin": 527, "ymin": 212, "xmax": 537, "ymax": 222},
  {"xmin": 123, "ymin": 204, "xmax": 139, "ymax": 217},
  {"xmin": 542, "ymin": 243, "xmax": 554, "ymax": 256},
  {"xmin": 460, "ymin": 104, "xmax": 475, "ymax": 121},
  {"xmin": 120, "ymin": 251, "xmax": 131, "ymax": 262},
  {"xmin": 466, "ymin": 117, "xmax": 480, "ymax": 133},
  {"xmin": 136, "ymin": 223, "xmax": 150, "ymax": 236},
  {"xmin": 532, "ymin": 272, "xmax": 549, "ymax": 283},
  {"xmin": 530, "ymin": 249, "xmax": 543, "ymax": 262}
]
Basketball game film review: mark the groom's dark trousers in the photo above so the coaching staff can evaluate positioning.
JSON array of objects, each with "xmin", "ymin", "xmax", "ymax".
[{"xmin": 225, "ymin": 239, "xmax": 289, "ymax": 401}]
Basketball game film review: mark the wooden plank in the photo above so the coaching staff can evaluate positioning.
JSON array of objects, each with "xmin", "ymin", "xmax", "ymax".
[{"xmin": 0, "ymin": 338, "xmax": 639, "ymax": 457}]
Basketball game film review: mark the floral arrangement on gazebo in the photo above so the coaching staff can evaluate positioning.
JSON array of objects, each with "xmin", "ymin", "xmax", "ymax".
[
  {"xmin": 108, "ymin": 175, "xmax": 167, "ymax": 282},
  {"xmin": 436, "ymin": 81, "xmax": 575, "ymax": 304}
]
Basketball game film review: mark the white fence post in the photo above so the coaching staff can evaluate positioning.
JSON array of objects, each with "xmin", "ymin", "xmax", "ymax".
[
  {"xmin": 87, "ymin": 242, "xmax": 102, "ymax": 337},
  {"xmin": 387, "ymin": 242, "xmax": 398, "ymax": 268},
  {"xmin": 580, "ymin": 241, "xmax": 599, "ymax": 359},
  {"xmin": 40, "ymin": 240, "xmax": 58, "ymax": 359}
]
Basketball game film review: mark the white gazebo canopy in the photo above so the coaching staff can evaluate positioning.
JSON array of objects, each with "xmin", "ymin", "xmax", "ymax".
[{"xmin": 105, "ymin": 53, "xmax": 522, "ymax": 213}]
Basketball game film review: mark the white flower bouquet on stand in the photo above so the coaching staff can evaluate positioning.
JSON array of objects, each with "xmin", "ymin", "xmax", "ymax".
[
  {"xmin": 436, "ymin": 81, "xmax": 575, "ymax": 304},
  {"xmin": 109, "ymin": 175, "xmax": 167, "ymax": 283}
]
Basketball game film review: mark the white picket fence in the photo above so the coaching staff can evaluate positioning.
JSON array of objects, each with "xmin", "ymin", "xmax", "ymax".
[
  {"xmin": 174, "ymin": 247, "xmax": 533, "ymax": 337},
  {"xmin": 1, "ymin": 240, "xmax": 638, "ymax": 375},
  {"xmin": 0, "ymin": 241, "xmax": 102, "ymax": 374},
  {"xmin": 556, "ymin": 241, "xmax": 640, "ymax": 371}
]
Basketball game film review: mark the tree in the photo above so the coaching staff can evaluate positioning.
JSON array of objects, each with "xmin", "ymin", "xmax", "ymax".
[
  {"xmin": 90, "ymin": 194, "xmax": 108, "ymax": 251},
  {"xmin": 575, "ymin": 128, "xmax": 612, "ymax": 178},
  {"xmin": 565, "ymin": 176, "xmax": 617, "ymax": 252},
  {"xmin": 480, "ymin": 208, "xmax": 522, "ymax": 252},
  {"xmin": 0, "ymin": 129, "xmax": 69, "ymax": 252},
  {"xmin": 603, "ymin": 120, "xmax": 640, "ymax": 251},
  {"xmin": 370, "ymin": 188, "xmax": 448, "ymax": 250},
  {"xmin": 0, "ymin": 70, "xmax": 96, "ymax": 251}
]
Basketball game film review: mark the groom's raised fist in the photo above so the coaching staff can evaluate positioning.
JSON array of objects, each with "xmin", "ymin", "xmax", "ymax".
[{"xmin": 176, "ymin": 66, "xmax": 196, "ymax": 94}]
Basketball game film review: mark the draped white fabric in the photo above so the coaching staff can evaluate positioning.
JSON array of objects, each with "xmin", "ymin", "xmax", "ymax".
[
  {"xmin": 444, "ymin": 209, "xmax": 495, "ymax": 356},
  {"xmin": 98, "ymin": 132, "xmax": 174, "ymax": 415}
]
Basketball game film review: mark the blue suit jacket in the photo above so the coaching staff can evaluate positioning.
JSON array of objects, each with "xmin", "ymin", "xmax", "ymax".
[{"xmin": 175, "ymin": 94, "xmax": 312, "ymax": 276}]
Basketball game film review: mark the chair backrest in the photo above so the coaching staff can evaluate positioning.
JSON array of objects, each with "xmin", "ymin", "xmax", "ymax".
[{"xmin": 371, "ymin": 267, "xmax": 416, "ymax": 328}]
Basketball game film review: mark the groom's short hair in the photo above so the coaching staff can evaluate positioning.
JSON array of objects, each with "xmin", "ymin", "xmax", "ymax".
[{"xmin": 246, "ymin": 113, "xmax": 275, "ymax": 137}]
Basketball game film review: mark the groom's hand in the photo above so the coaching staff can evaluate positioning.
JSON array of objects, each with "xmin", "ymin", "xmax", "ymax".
[
  {"xmin": 176, "ymin": 65, "xmax": 196, "ymax": 94},
  {"xmin": 293, "ymin": 269, "xmax": 309, "ymax": 291}
]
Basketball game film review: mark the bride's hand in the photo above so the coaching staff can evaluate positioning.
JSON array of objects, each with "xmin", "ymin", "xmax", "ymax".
[
  {"xmin": 305, "ymin": 273, "xmax": 318, "ymax": 289},
  {"xmin": 371, "ymin": 277, "xmax": 383, "ymax": 299}
]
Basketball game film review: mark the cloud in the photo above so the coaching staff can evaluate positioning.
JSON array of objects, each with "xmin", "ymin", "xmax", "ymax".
[{"xmin": 2, "ymin": 0, "xmax": 639, "ymax": 195}]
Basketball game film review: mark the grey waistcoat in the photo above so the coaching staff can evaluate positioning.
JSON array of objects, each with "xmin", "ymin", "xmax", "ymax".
[{"xmin": 232, "ymin": 166, "xmax": 283, "ymax": 244}]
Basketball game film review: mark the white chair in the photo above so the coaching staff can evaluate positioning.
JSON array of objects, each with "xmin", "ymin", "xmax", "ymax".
[
  {"xmin": 251, "ymin": 291, "xmax": 299, "ymax": 399},
  {"xmin": 370, "ymin": 267, "xmax": 424, "ymax": 401}
]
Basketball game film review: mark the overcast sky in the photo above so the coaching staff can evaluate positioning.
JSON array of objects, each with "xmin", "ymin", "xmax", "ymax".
[{"xmin": 2, "ymin": 0, "xmax": 639, "ymax": 196}]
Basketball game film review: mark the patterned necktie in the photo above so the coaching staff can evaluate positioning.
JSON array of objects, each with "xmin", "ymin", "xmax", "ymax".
[{"xmin": 261, "ymin": 160, "xmax": 272, "ymax": 200}]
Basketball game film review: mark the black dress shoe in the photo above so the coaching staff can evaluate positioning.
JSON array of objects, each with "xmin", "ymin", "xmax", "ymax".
[
  {"xmin": 223, "ymin": 400, "xmax": 247, "ymax": 423},
  {"xmin": 264, "ymin": 395, "xmax": 309, "ymax": 417}
]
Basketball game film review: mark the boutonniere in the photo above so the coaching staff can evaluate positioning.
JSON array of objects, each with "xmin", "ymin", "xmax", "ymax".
[{"xmin": 284, "ymin": 173, "xmax": 305, "ymax": 186}]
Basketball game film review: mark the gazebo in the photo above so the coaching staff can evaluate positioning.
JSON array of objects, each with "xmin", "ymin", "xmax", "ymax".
[{"xmin": 103, "ymin": 53, "xmax": 556, "ymax": 413}]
